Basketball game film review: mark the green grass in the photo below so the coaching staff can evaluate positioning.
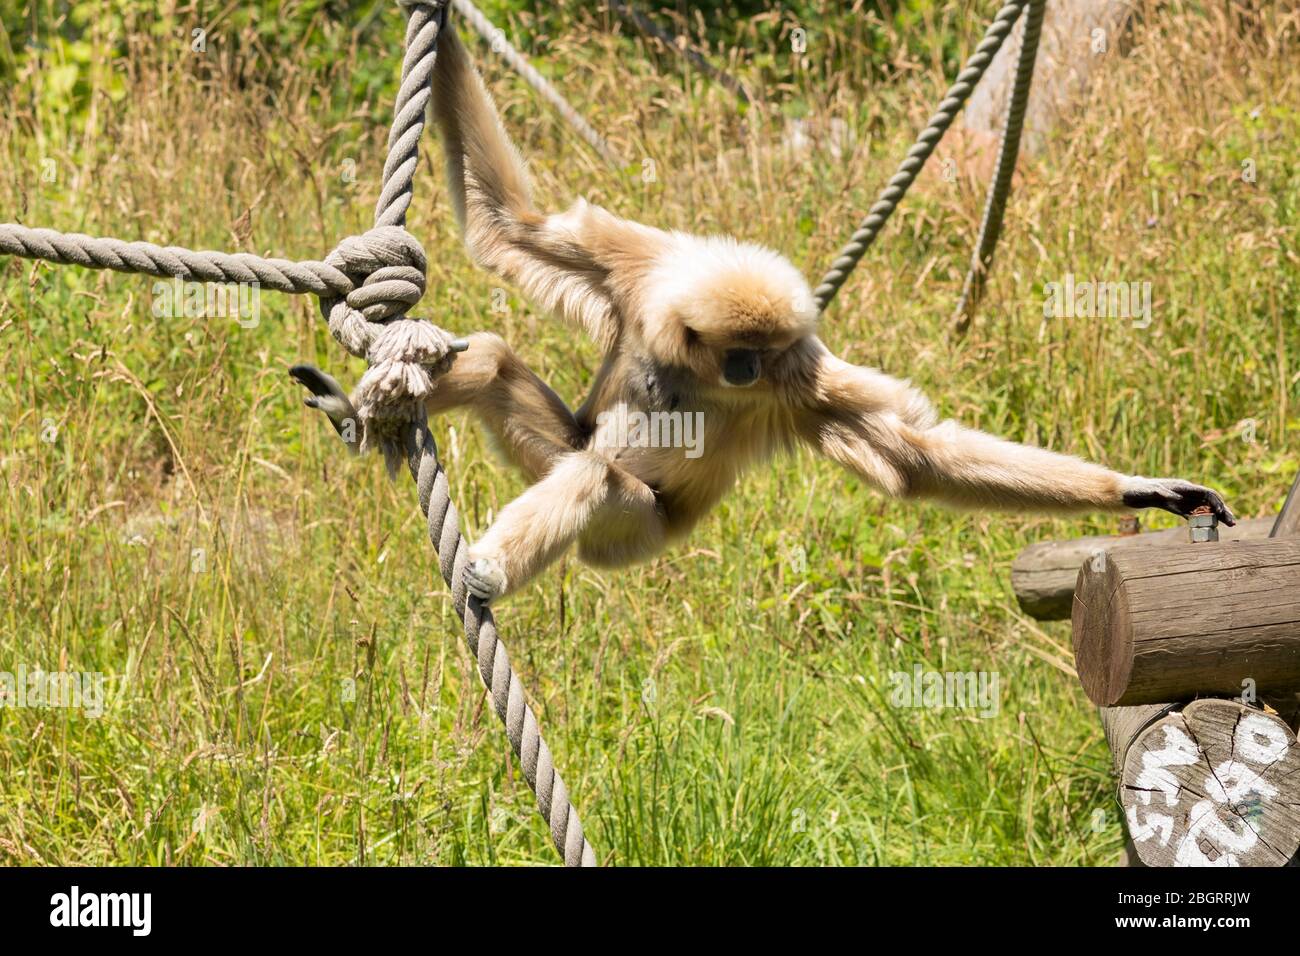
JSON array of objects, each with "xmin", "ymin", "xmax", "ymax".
[{"xmin": 0, "ymin": 0, "xmax": 1297, "ymax": 865}]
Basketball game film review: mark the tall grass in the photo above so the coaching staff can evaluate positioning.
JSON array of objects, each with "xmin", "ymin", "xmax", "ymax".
[{"xmin": 0, "ymin": 0, "xmax": 1296, "ymax": 865}]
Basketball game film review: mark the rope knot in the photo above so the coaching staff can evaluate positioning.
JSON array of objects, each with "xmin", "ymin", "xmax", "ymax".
[
  {"xmin": 322, "ymin": 226, "xmax": 427, "ymax": 351},
  {"xmin": 318, "ymin": 225, "xmax": 457, "ymax": 472}
]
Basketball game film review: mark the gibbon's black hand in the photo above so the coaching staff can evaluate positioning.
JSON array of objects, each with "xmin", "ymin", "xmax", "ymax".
[
  {"xmin": 1121, "ymin": 477, "xmax": 1236, "ymax": 526},
  {"xmin": 289, "ymin": 364, "xmax": 361, "ymax": 455}
]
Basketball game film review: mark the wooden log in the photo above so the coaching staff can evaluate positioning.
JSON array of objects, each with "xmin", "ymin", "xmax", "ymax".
[
  {"xmin": 1011, "ymin": 516, "xmax": 1274, "ymax": 620},
  {"xmin": 1072, "ymin": 538, "xmax": 1300, "ymax": 707},
  {"xmin": 963, "ymin": 0, "xmax": 1134, "ymax": 156},
  {"xmin": 1272, "ymin": 470, "xmax": 1300, "ymax": 538},
  {"xmin": 1103, "ymin": 699, "xmax": 1300, "ymax": 866}
]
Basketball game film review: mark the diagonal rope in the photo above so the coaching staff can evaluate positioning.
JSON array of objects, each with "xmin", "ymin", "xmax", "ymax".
[
  {"xmin": 607, "ymin": 0, "xmax": 751, "ymax": 104},
  {"xmin": 452, "ymin": 0, "xmax": 623, "ymax": 167},
  {"xmin": 812, "ymin": 0, "xmax": 1030, "ymax": 312},
  {"xmin": 952, "ymin": 0, "xmax": 1047, "ymax": 336},
  {"xmin": 0, "ymin": 0, "xmax": 596, "ymax": 868},
  {"xmin": 405, "ymin": 421, "xmax": 596, "ymax": 866}
]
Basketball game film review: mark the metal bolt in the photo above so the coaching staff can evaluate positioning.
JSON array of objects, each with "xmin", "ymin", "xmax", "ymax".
[
  {"xmin": 1118, "ymin": 515, "xmax": 1140, "ymax": 536},
  {"xmin": 1189, "ymin": 508, "xmax": 1219, "ymax": 544}
]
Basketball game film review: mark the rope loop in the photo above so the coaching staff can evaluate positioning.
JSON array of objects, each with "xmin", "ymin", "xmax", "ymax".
[{"xmin": 318, "ymin": 225, "xmax": 456, "ymax": 466}]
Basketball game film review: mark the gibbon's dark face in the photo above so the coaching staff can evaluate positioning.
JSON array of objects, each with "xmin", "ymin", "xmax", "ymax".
[
  {"xmin": 721, "ymin": 348, "xmax": 762, "ymax": 387},
  {"xmin": 661, "ymin": 322, "xmax": 800, "ymax": 395},
  {"xmin": 637, "ymin": 235, "xmax": 820, "ymax": 395}
]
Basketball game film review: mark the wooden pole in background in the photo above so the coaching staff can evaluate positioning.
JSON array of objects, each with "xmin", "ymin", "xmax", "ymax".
[{"xmin": 1270, "ymin": 470, "xmax": 1300, "ymax": 538}]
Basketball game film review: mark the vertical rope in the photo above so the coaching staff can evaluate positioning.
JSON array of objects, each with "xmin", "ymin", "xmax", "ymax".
[
  {"xmin": 381, "ymin": 0, "xmax": 597, "ymax": 867},
  {"xmin": 952, "ymin": 0, "xmax": 1047, "ymax": 336},
  {"xmin": 404, "ymin": 422, "xmax": 597, "ymax": 866}
]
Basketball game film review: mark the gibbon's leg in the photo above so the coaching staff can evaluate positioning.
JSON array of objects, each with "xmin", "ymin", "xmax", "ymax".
[
  {"xmin": 799, "ymin": 349, "xmax": 1235, "ymax": 523},
  {"xmin": 430, "ymin": 23, "xmax": 669, "ymax": 345},
  {"xmin": 290, "ymin": 334, "xmax": 581, "ymax": 482},
  {"xmin": 424, "ymin": 331, "xmax": 584, "ymax": 481},
  {"xmin": 464, "ymin": 452, "xmax": 664, "ymax": 601}
]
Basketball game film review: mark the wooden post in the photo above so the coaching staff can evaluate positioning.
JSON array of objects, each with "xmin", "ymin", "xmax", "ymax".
[
  {"xmin": 1072, "ymin": 538, "xmax": 1300, "ymax": 706},
  {"xmin": 963, "ymin": 0, "xmax": 1134, "ymax": 155},
  {"xmin": 1271, "ymin": 469, "xmax": 1300, "ymax": 538},
  {"xmin": 1104, "ymin": 699, "xmax": 1300, "ymax": 866},
  {"xmin": 1011, "ymin": 517, "xmax": 1274, "ymax": 620}
]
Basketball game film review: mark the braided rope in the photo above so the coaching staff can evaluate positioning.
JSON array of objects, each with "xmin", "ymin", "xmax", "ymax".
[
  {"xmin": 452, "ymin": 0, "xmax": 623, "ymax": 166},
  {"xmin": 388, "ymin": 0, "xmax": 596, "ymax": 866},
  {"xmin": 0, "ymin": 224, "xmax": 354, "ymax": 294},
  {"xmin": 812, "ymin": 0, "xmax": 1029, "ymax": 312},
  {"xmin": 0, "ymin": 0, "xmax": 595, "ymax": 867},
  {"xmin": 405, "ymin": 422, "xmax": 596, "ymax": 866},
  {"xmin": 951, "ymin": 0, "xmax": 1046, "ymax": 336}
]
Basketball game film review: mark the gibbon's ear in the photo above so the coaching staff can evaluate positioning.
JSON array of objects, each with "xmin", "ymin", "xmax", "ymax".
[{"xmin": 431, "ymin": 23, "xmax": 668, "ymax": 348}]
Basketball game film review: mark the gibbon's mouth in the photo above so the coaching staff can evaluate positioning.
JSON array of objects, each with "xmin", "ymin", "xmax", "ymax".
[{"xmin": 721, "ymin": 349, "xmax": 761, "ymax": 387}]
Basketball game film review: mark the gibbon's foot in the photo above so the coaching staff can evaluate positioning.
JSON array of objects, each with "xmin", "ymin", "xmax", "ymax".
[
  {"xmin": 1121, "ymin": 477, "xmax": 1236, "ymax": 526},
  {"xmin": 464, "ymin": 556, "xmax": 509, "ymax": 602},
  {"xmin": 289, "ymin": 364, "xmax": 361, "ymax": 454}
]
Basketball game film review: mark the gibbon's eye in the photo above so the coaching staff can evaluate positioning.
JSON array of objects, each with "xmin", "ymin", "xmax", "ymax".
[{"xmin": 721, "ymin": 348, "xmax": 761, "ymax": 387}]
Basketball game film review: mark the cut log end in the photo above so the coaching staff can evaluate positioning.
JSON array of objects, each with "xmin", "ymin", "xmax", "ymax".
[
  {"xmin": 1071, "ymin": 538, "xmax": 1300, "ymax": 707},
  {"xmin": 1072, "ymin": 552, "xmax": 1134, "ymax": 707},
  {"xmin": 1110, "ymin": 699, "xmax": 1300, "ymax": 867}
]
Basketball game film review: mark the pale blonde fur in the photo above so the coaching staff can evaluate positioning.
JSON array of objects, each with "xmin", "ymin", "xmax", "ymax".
[{"xmin": 416, "ymin": 22, "xmax": 1231, "ymax": 601}]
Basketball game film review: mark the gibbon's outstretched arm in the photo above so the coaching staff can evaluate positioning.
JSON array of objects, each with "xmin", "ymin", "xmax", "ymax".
[
  {"xmin": 798, "ymin": 347, "xmax": 1236, "ymax": 524},
  {"xmin": 430, "ymin": 24, "xmax": 669, "ymax": 347}
]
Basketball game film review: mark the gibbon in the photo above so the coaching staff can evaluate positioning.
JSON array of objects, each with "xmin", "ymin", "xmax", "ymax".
[{"xmin": 294, "ymin": 22, "xmax": 1234, "ymax": 603}]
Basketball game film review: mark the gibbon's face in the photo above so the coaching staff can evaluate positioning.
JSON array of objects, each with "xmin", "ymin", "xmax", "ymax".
[{"xmin": 639, "ymin": 236, "xmax": 819, "ymax": 393}]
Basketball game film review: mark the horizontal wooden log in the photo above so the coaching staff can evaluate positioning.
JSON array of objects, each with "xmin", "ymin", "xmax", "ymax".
[
  {"xmin": 1011, "ymin": 517, "xmax": 1274, "ymax": 620},
  {"xmin": 1072, "ymin": 538, "xmax": 1300, "ymax": 706},
  {"xmin": 1104, "ymin": 698, "xmax": 1300, "ymax": 866}
]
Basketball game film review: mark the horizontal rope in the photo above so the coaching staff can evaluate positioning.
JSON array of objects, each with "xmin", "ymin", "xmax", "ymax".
[
  {"xmin": 0, "ymin": 223, "xmax": 352, "ymax": 295},
  {"xmin": 0, "ymin": 0, "xmax": 595, "ymax": 868}
]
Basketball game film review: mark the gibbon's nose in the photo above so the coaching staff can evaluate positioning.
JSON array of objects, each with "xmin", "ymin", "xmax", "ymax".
[{"xmin": 722, "ymin": 349, "xmax": 761, "ymax": 387}]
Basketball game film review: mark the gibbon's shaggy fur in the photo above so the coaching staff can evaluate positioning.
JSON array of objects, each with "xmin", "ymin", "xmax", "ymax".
[{"xmin": 296, "ymin": 22, "xmax": 1234, "ymax": 602}]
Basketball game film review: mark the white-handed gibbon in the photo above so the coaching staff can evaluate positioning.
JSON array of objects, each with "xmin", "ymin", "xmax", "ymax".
[{"xmin": 293, "ymin": 21, "xmax": 1234, "ymax": 603}]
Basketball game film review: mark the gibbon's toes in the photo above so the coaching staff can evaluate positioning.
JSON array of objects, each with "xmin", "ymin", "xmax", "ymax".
[
  {"xmin": 421, "ymin": 333, "xmax": 472, "ymax": 377},
  {"xmin": 289, "ymin": 364, "xmax": 361, "ymax": 454},
  {"xmin": 464, "ymin": 557, "xmax": 508, "ymax": 602},
  {"xmin": 1122, "ymin": 477, "xmax": 1236, "ymax": 526}
]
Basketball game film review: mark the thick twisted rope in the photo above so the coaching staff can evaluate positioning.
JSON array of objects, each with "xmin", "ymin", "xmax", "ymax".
[
  {"xmin": 452, "ymin": 0, "xmax": 623, "ymax": 167},
  {"xmin": 383, "ymin": 0, "xmax": 595, "ymax": 866},
  {"xmin": 952, "ymin": 0, "xmax": 1046, "ymax": 336},
  {"xmin": 0, "ymin": 225, "xmax": 354, "ymax": 293},
  {"xmin": 404, "ymin": 422, "xmax": 596, "ymax": 866},
  {"xmin": 0, "ymin": 0, "xmax": 595, "ymax": 867},
  {"xmin": 812, "ymin": 0, "xmax": 1030, "ymax": 312}
]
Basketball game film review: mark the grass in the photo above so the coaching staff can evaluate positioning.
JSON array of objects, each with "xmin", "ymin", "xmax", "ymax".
[{"xmin": 0, "ymin": 0, "xmax": 1297, "ymax": 866}]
